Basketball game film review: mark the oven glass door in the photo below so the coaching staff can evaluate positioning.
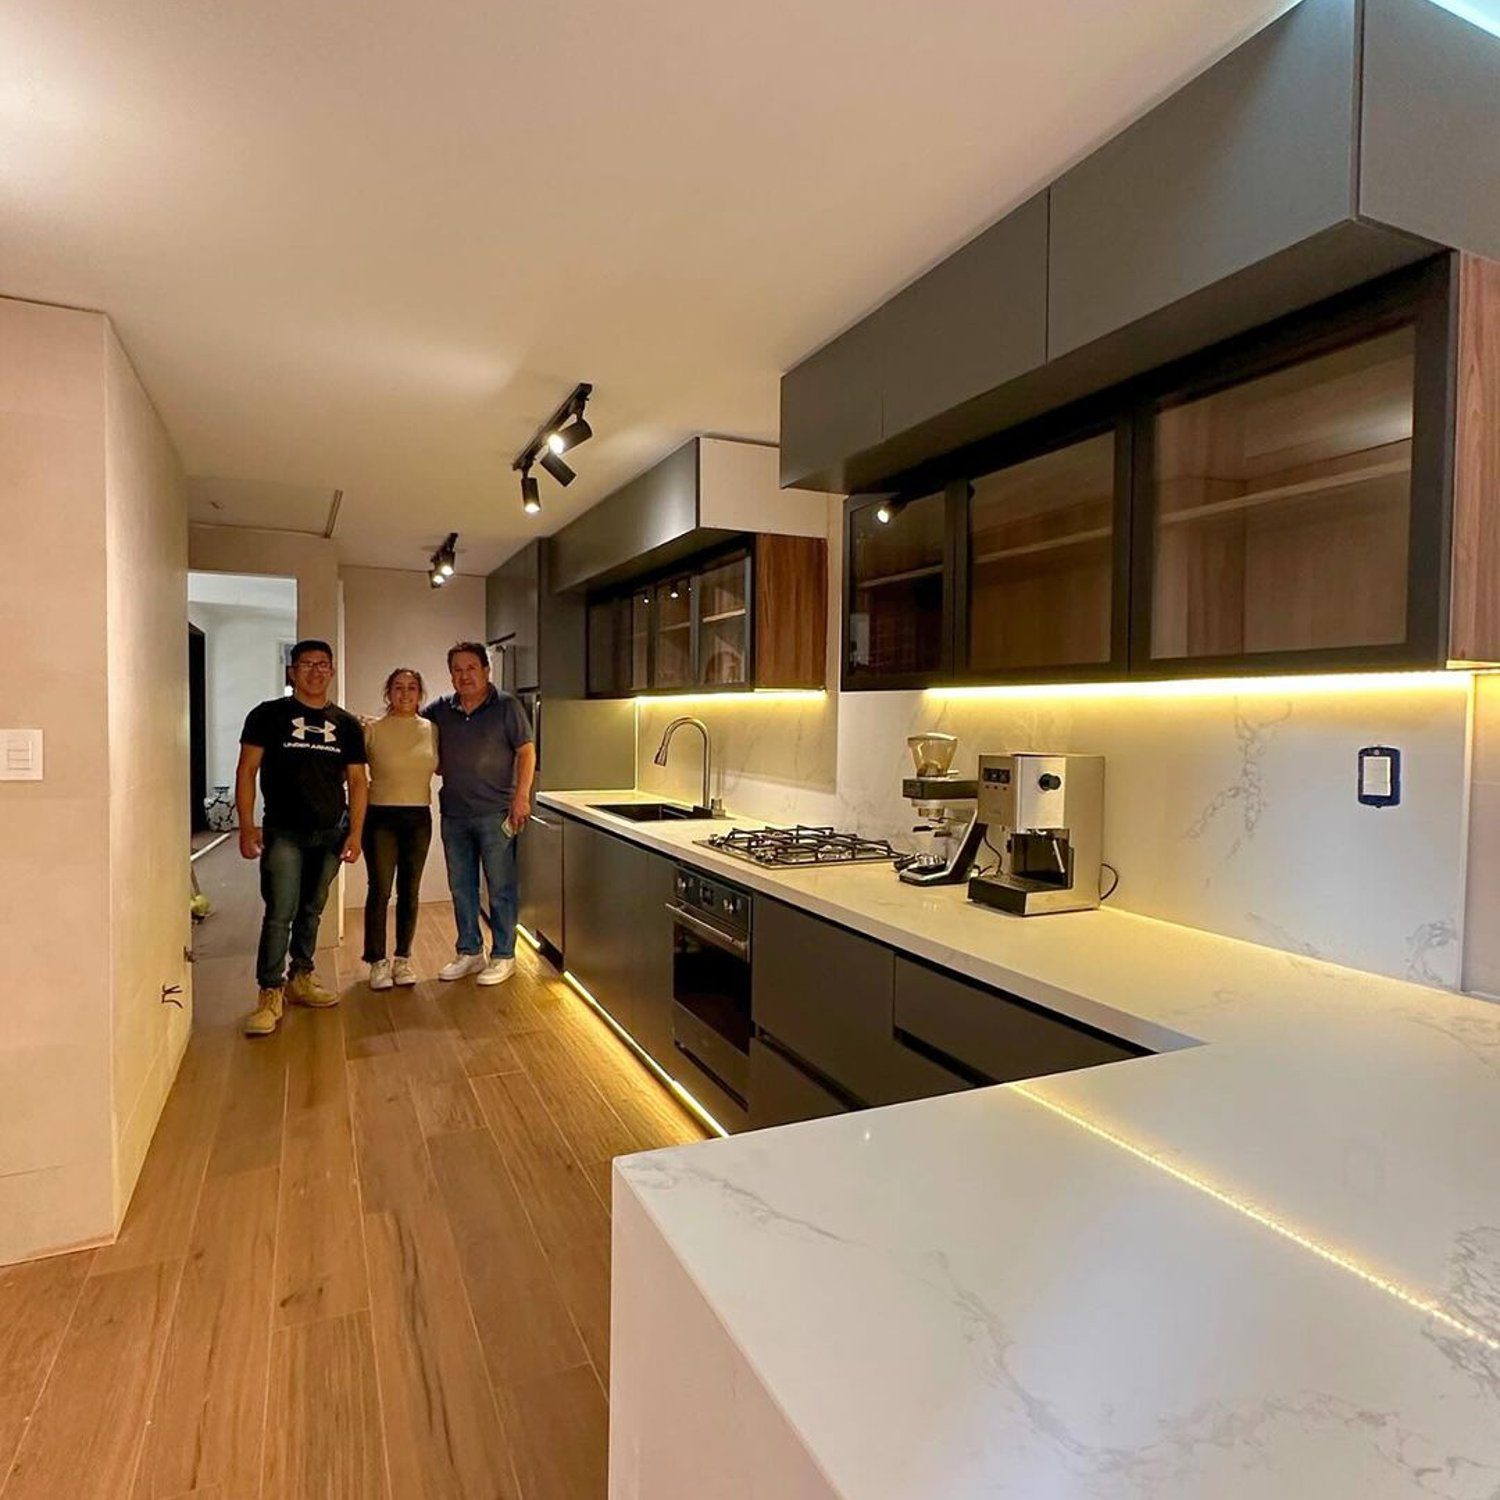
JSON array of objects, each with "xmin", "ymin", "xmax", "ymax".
[{"xmin": 671, "ymin": 913, "xmax": 751, "ymax": 1102}]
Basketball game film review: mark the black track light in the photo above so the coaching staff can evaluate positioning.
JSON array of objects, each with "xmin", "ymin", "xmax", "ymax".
[
  {"xmin": 547, "ymin": 414, "xmax": 592, "ymax": 456},
  {"xmin": 429, "ymin": 532, "xmax": 458, "ymax": 587},
  {"xmin": 874, "ymin": 498, "xmax": 907, "ymax": 526},
  {"xmin": 539, "ymin": 448, "xmax": 576, "ymax": 486},
  {"xmin": 513, "ymin": 381, "xmax": 592, "ymax": 497}
]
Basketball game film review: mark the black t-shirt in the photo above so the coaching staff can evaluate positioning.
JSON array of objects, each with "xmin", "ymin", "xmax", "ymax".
[{"xmin": 241, "ymin": 697, "xmax": 366, "ymax": 833}]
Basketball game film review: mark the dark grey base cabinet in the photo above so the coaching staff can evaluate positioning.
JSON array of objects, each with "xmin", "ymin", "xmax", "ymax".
[
  {"xmin": 751, "ymin": 897, "xmax": 1146, "ymax": 1126},
  {"xmin": 518, "ymin": 811, "xmax": 564, "ymax": 957},
  {"xmin": 561, "ymin": 818, "xmax": 674, "ymax": 1067},
  {"xmin": 748, "ymin": 1039, "xmax": 851, "ymax": 1131}
]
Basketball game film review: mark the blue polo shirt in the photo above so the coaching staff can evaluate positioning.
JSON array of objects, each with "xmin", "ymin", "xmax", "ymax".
[{"xmin": 422, "ymin": 687, "xmax": 534, "ymax": 818}]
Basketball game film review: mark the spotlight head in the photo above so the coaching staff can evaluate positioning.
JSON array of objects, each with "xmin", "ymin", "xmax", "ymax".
[
  {"xmin": 539, "ymin": 448, "xmax": 576, "ymax": 486},
  {"xmin": 438, "ymin": 559, "xmax": 454, "ymax": 577},
  {"xmin": 429, "ymin": 569, "xmax": 445, "ymax": 588},
  {"xmin": 521, "ymin": 473, "xmax": 541, "ymax": 514},
  {"xmin": 548, "ymin": 414, "xmax": 592, "ymax": 455},
  {"xmin": 874, "ymin": 497, "xmax": 906, "ymax": 526}
]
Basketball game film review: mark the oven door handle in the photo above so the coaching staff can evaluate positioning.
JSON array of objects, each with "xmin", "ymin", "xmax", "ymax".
[{"xmin": 665, "ymin": 902, "xmax": 750, "ymax": 960}]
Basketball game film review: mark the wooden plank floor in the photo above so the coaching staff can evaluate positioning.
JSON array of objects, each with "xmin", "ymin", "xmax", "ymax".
[{"xmin": 0, "ymin": 844, "xmax": 705, "ymax": 1500}]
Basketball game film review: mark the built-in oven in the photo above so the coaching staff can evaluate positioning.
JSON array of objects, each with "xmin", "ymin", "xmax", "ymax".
[{"xmin": 667, "ymin": 866, "xmax": 752, "ymax": 1108}]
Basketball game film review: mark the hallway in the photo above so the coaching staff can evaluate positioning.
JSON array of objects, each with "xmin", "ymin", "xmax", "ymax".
[{"xmin": 0, "ymin": 842, "xmax": 705, "ymax": 1499}]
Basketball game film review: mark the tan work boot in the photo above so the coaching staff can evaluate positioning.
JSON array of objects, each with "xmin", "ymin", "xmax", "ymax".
[
  {"xmin": 243, "ymin": 986, "xmax": 285, "ymax": 1036},
  {"xmin": 286, "ymin": 969, "xmax": 340, "ymax": 1008}
]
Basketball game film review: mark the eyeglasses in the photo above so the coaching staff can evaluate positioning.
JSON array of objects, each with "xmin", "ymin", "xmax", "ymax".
[{"xmin": 293, "ymin": 661, "xmax": 333, "ymax": 674}]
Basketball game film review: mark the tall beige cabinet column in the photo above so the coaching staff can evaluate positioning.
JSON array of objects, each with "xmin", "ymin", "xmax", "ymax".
[{"xmin": 0, "ymin": 297, "xmax": 192, "ymax": 1264}]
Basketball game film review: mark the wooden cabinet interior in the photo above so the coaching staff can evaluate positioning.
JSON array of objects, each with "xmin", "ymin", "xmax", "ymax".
[
  {"xmin": 1149, "ymin": 325, "xmax": 1415, "ymax": 660},
  {"xmin": 585, "ymin": 534, "xmax": 826, "ymax": 695},
  {"xmin": 847, "ymin": 491, "xmax": 946, "ymax": 681},
  {"xmin": 968, "ymin": 430, "xmax": 1116, "ymax": 672},
  {"xmin": 696, "ymin": 553, "xmax": 749, "ymax": 687}
]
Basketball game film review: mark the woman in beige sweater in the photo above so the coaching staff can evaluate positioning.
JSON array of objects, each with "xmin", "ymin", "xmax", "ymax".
[{"xmin": 362, "ymin": 668, "xmax": 440, "ymax": 989}]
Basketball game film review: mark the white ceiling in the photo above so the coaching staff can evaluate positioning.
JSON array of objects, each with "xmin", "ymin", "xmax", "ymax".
[{"xmin": 2, "ymin": 0, "xmax": 1301, "ymax": 577}]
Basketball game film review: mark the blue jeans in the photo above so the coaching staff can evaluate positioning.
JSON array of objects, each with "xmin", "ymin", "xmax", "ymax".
[
  {"xmin": 441, "ymin": 813, "xmax": 518, "ymax": 959},
  {"xmin": 257, "ymin": 827, "xmax": 342, "ymax": 989}
]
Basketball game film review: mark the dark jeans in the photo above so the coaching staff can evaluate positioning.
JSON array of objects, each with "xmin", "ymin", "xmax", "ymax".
[
  {"xmin": 441, "ymin": 812, "xmax": 518, "ymax": 959},
  {"xmin": 256, "ymin": 826, "xmax": 342, "ymax": 989},
  {"xmin": 362, "ymin": 806, "xmax": 432, "ymax": 961}
]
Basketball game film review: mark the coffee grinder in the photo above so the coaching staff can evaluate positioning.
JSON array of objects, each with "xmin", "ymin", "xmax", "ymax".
[
  {"xmin": 898, "ymin": 734, "xmax": 986, "ymax": 886},
  {"xmin": 967, "ymin": 753, "xmax": 1105, "ymax": 915}
]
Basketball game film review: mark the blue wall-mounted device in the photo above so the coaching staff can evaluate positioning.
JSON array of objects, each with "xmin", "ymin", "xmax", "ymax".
[{"xmin": 1357, "ymin": 746, "xmax": 1401, "ymax": 808}]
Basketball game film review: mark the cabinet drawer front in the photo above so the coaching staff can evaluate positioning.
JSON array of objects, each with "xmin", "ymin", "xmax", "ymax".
[
  {"xmin": 751, "ymin": 899, "xmax": 894, "ymax": 1102},
  {"xmin": 894, "ymin": 958, "xmax": 1141, "ymax": 1084},
  {"xmin": 748, "ymin": 1040, "xmax": 851, "ymax": 1130}
]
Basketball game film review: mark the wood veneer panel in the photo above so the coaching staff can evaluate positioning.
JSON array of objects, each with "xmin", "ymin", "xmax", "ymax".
[
  {"xmin": 132, "ymin": 1169, "xmax": 278, "ymax": 1498},
  {"xmin": 495, "ymin": 1366, "xmax": 608, "ymax": 1500},
  {"xmin": 3, "ymin": 1260, "xmax": 182, "ymax": 1500},
  {"xmin": 261, "ymin": 1313, "xmax": 387, "ymax": 1500},
  {"xmin": 1450, "ymin": 254, "xmax": 1500, "ymax": 663},
  {"xmin": 754, "ymin": 534, "xmax": 827, "ymax": 688},
  {"xmin": 0, "ymin": 1252, "xmax": 93, "ymax": 1481},
  {"xmin": 427, "ymin": 1129, "xmax": 589, "ymax": 1386}
]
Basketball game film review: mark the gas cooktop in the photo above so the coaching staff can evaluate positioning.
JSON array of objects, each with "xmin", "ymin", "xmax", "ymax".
[{"xmin": 694, "ymin": 825, "xmax": 900, "ymax": 868}]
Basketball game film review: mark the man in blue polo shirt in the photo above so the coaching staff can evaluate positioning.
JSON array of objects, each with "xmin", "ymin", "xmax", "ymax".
[{"xmin": 424, "ymin": 641, "xmax": 536, "ymax": 985}]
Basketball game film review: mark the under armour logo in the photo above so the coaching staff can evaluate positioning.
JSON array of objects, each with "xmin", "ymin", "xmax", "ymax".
[{"xmin": 290, "ymin": 716, "xmax": 337, "ymax": 744}]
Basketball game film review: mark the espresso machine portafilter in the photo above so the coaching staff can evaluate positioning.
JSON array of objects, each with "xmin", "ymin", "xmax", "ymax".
[{"xmin": 967, "ymin": 753, "xmax": 1105, "ymax": 915}]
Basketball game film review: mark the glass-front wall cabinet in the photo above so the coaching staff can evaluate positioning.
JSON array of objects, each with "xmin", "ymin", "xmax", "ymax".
[
  {"xmin": 1146, "ymin": 324, "xmax": 1416, "ymax": 664},
  {"xmin": 696, "ymin": 551, "xmax": 751, "ymax": 687},
  {"xmin": 653, "ymin": 574, "xmax": 694, "ymax": 690},
  {"xmin": 967, "ymin": 430, "xmax": 1119, "ymax": 675},
  {"xmin": 847, "ymin": 491, "xmax": 947, "ymax": 683},
  {"xmin": 587, "ymin": 592, "xmax": 651, "ymax": 697}
]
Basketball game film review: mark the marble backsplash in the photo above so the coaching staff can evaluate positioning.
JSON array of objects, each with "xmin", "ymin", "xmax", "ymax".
[{"xmin": 635, "ymin": 675, "xmax": 1476, "ymax": 989}]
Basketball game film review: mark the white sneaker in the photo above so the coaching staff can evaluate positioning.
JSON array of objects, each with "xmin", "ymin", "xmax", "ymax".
[
  {"xmin": 368, "ymin": 959, "xmax": 393, "ymax": 991},
  {"xmin": 476, "ymin": 956, "xmax": 515, "ymax": 986},
  {"xmin": 439, "ymin": 953, "xmax": 487, "ymax": 981},
  {"xmin": 391, "ymin": 957, "xmax": 417, "ymax": 986}
]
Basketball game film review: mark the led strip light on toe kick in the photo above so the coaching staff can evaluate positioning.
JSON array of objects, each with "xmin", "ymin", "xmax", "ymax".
[
  {"xmin": 1012, "ymin": 1084, "xmax": 1498, "ymax": 1351},
  {"xmin": 562, "ymin": 970, "xmax": 730, "ymax": 1139}
]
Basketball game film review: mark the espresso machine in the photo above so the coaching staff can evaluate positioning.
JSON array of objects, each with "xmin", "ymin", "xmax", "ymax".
[
  {"xmin": 967, "ymin": 753, "xmax": 1105, "ymax": 915},
  {"xmin": 898, "ymin": 733, "xmax": 985, "ymax": 886}
]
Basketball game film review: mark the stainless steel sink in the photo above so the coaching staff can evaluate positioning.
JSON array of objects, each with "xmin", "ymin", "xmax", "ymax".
[{"xmin": 589, "ymin": 801, "xmax": 719, "ymax": 822}]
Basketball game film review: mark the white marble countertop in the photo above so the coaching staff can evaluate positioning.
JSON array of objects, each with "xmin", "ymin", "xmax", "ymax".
[{"xmin": 542, "ymin": 790, "xmax": 1500, "ymax": 1497}]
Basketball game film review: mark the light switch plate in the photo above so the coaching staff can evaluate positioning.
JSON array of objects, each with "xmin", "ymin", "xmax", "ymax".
[{"xmin": 0, "ymin": 729, "xmax": 43, "ymax": 781}]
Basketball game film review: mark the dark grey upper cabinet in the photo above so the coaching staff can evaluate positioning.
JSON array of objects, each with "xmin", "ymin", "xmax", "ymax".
[
  {"xmin": 1359, "ymin": 0, "xmax": 1500, "ymax": 264},
  {"xmin": 551, "ymin": 441, "xmax": 709, "ymax": 594},
  {"xmin": 485, "ymin": 539, "xmax": 585, "ymax": 697},
  {"xmin": 1047, "ymin": 0, "xmax": 1360, "ymax": 361},
  {"xmin": 882, "ymin": 193, "xmax": 1048, "ymax": 440},
  {"xmin": 779, "ymin": 311, "xmax": 886, "ymax": 491}
]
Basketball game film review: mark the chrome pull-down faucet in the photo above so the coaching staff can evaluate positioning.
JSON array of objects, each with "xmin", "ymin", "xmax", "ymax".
[{"xmin": 652, "ymin": 716, "xmax": 723, "ymax": 817}]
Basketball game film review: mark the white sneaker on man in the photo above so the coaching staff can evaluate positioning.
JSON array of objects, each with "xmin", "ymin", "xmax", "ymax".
[
  {"xmin": 368, "ymin": 959, "xmax": 393, "ymax": 991},
  {"xmin": 392, "ymin": 957, "xmax": 418, "ymax": 986},
  {"xmin": 439, "ymin": 953, "xmax": 487, "ymax": 981},
  {"xmin": 476, "ymin": 956, "xmax": 515, "ymax": 986}
]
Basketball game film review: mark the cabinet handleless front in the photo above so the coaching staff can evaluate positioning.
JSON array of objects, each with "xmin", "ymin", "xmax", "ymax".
[{"xmin": 1047, "ymin": 0, "xmax": 1358, "ymax": 362}]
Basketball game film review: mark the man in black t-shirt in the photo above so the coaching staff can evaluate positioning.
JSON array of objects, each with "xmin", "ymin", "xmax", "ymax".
[{"xmin": 235, "ymin": 639, "xmax": 368, "ymax": 1037}]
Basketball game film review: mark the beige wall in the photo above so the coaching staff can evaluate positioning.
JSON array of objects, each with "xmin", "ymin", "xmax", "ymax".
[
  {"xmin": 104, "ymin": 326, "xmax": 193, "ymax": 1220},
  {"xmin": 338, "ymin": 565, "xmax": 485, "ymax": 909},
  {"xmin": 188, "ymin": 523, "xmax": 340, "ymax": 653},
  {"xmin": 0, "ymin": 299, "xmax": 115, "ymax": 1261},
  {"xmin": 0, "ymin": 298, "xmax": 190, "ymax": 1262}
]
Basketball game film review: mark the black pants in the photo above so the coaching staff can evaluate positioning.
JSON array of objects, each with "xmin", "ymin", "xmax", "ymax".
[{"xmin": 362, "ymin": 806, "xmax": 432, "ymax": 961}]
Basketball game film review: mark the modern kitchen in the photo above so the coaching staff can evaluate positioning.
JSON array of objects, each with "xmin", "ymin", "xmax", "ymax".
[
  {"xmin": 5, "ymin": 0, "xmax": 1500, "ymax": 1494},
  {"xmin": 482, "ymin": 0, "xmax": 1500, "ymax": 1493}
]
